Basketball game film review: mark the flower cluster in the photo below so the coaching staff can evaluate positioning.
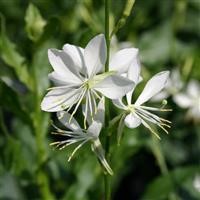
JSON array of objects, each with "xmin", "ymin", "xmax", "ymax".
[
  {"xmin": 41, "ymin": 34, "xmax": 170, "ymax": 174},
  {"xmin": 174, "ymin": 80, "xmax": 200, "ymax": 122},
  {"xmin": 152, "ymin": 68, "xmax": 200, "ymax": 122}
]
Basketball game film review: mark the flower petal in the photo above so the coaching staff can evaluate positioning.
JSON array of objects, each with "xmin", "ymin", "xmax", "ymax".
[
  {"xmin": 135, "ymin": 71, "xmax": 170, "ymax": 106},
  {"xmin": 112, "ymin": 99, "xmax": 126, "ymax": 110},
  {"xmin": 48, "ymin": 72, "xmax": 80, "ymax": 86},
  {"xmin": 63, "ymin": 44, "xmax": 87, "ymax": 75},
  {"xmin": 84, "ymin": 34, "xmax": 106, "ymax": 77},
  {"xmin": 88, "ymin": 121, "xmax": 102, "ymax": 138},
  {"xmin": 126, "ymin": 54, "xmax": 141, "ymax": 104},
  {"xmin": 57, "ymin": 111, "xmax": 81, "ymax": 131},
  {"xmin": 173, "ymin": 93, "xmax": 193, "ymax": 108},
  {"xmin": 48, "ymin": 49, "xmax": 82, "ymax": 84},
  {"xmin": 151, "ymin": 90, "xmax": 169, "ymax": 102},
  {"xmin": 109, "ymin": 48, "xmax": 139, "ymax": 74},
  {"xmin": 94, "ymin": 97, "xmax": 105, "ymax": 124},
  {"xmin": 41, "ymin": 88, "xmax": 81, "ymax": 112},
  {"xmin": 124, "ymin": 113, "xmax": 141, "ymax": 128},
  {"xmin": 187, "ymin": 80, "xmax": 200, "ymax": 98},
  {"xmin": 94, "ymin": 75, "xmax": 134, "ymax": 99},
  {"xmin": 92, "ymin": 139, "xmax": 113, "ymax": 175}
]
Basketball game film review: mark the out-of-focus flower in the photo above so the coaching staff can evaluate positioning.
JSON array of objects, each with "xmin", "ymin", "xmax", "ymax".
[
  {"xmin": 41, "ymin": 34, "xmax": 135, "ymax": 120},
  {"xmin": 110, "ymin": 35, "xmax": 132, "ymax": 56},
  {"xmin": 152, "ymin": 68, "xmax": 183, "ymax": 101},
  {"xmin": 173, "ymin": 80, "xmax": 200, "ymax": 121},
  {"xmin": 50, "ymin": 98, "xmax": 113, "ymax": 175},
  {"xmin": 113, "ymin": 58, "xmax": 171, "ymax": 139},
  {"xmin": 193, "ymin": 174, "xmax": 200, "ymax": 192}
]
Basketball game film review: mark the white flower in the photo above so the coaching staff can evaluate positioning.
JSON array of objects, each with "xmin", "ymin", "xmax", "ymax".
[
  {"xmin": 50, "ymin": 98, "xmax": 113, "ymax": 175},
  {"xmin": 110, "ymin": 35, "xmax": 132, "ymax": 56},
  {"xmin": 193, "ymin": 174, "xmax": 200, "ymax": 192},
  {"xmin": 152, "ymin": 68, "xmax": 183, "ymax": 101},
  {"xmin": 113, "ymin": 59, "xmax": 171, "ymax": 139},
  {"xmin": 173, "ymin": 80, "xmax": 200, "ymax": 121},
  {"xmin": 41, "ymin": 34, "xmax": 135, "ymax": 121}
]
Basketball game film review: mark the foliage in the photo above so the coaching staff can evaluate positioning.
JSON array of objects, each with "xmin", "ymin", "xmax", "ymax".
[{"xmin": 0, "ymin": 0, "xmax": 199, "ymax": 199}]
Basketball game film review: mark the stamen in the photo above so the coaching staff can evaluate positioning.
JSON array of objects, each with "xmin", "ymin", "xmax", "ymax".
[
  {"xmin": 140, "ymin": 118, "xmax": 161, "ymax": 140},
  {"xmin": 68, "ymin": 139, "xmax": 89, "ymax": 162},
  {"xmin": 136, "ymin": 107, "xmax": 171, "ymax": 125},
  {"xmin": 51, "ymin": 131, "xmax": 86, "ymax": 138},
  {"xmin": 139, "ymin": 105, "xmax": 172, "ymax": 112},
  {"xmin": 66, "ymin": 87, "xmax": 85, "ymax": 113},
  {"xmin": 69, "ymin": 88, "xmax": 87, "ymax": 123},
  {"xmin": 84, "ymin": 93, "xmax": 89, "ymax": 129},
  {"xmin": 88, "ymin": 90, "xmax": 94, "ymax": 120},
  {"xmin": 161, "ymin": 99, "xmax": 168, "ymax": 109},
  {"xmin": 92, "ymin": 89, "xmax": 101, "ymax": 100},
  {"xmin": 91, "ymin": 90, "xmax": 97, "ymax": 114},
  {"xmin": 135, "ymin": 108, "xmax": 170, "ymax": 136},
  {"xmin": 50, "ymin": 137, "xmax": 86, "ymax": 150}
]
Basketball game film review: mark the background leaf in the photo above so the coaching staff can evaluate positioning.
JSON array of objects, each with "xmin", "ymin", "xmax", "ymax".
[{"xmin": 25, "ymin": 3, "xmax": 46, "ymax": 42}]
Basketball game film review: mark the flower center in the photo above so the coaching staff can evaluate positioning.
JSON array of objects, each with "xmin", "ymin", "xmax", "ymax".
[
  {"xmin": 127, "ymin": 104, "xmax": 135, "ymax": 113},
  {"xmin": 83, "ymin": 71, "xmax": 117, "ymax": 89}
]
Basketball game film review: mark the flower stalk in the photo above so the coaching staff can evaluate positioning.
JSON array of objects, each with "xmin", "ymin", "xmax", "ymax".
[
  {"xmin": 104, "ymin": 0, "xmax": 112, "ymax": 200},
  {"xmin": 110, "ymin": 0, "xmax": 135, "ymax": 37}
]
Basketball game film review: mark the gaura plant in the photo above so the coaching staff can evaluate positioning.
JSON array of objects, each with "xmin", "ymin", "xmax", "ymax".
[{"xmin": 40, "ymin": 0, "xmax": 171, "ymax": 199}]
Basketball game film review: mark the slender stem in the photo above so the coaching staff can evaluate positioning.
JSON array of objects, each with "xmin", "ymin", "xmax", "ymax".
[
  {"xmin": 150, "ymin": 135, "xmax": 177, "ymax": 200},
  {"xmin": 105, "ymin": 0, "xmax": 110, "ymax": 73},
  {"xmin": 32, "ymin": 61, "xmax": 54, "ymax": 200},
  {"xmin": 0, "ymin": 109, "xmax": 10, "ymax": 138},
  {"xmin": 104, "ymin": 0, "xmax": 111, "ymax": 200}
]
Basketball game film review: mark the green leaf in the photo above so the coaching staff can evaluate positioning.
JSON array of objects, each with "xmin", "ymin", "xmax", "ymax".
[
  {"xmin": 139, "ymin": 22, "xmax": 172, "ymax": 66},
  {"xmin": 25, "ymin": 3, "xmax": 46, "ymax": 42},
  {"xmin": 0, "ymin": 15, "xmax": 32, "ymax": 90},
  {"xmin": 0, "ymin": 173, "xmax": 26, "ymax": 199},
  {"xmin": 31, "ymin": 40, "xmax": 56, "ymax": 97},
  {"xmin": 0, "ymin": 83, "xmax": 32, "ymax": 126},
  {"xmin": 142, "ymin": 165, "xmax": 200, "ymax": 200}
]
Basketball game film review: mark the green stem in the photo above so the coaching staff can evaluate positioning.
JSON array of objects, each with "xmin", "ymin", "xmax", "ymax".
[
  {"xmin": 105, "ymin": 0, "xmax": 110, "ymax": 73},
  {"xmin": 150, "ymin": 135, "xmax": 177, "ymax": 200},
  {"xmin": 104, "ymin": 0, "xmax": 111, "ymax": 200},
  {"xmin": 110, "ymin": 0, "xmax": 135, "ymax": 37},
  {"xmin": 32, "ymin": 63, "xmax": 54, "ymax": 200},
  {"xmin": 0, "ymin": 109, "xmax": 10, "ymax": 138}
]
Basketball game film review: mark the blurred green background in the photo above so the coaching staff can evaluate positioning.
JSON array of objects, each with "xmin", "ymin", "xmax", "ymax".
[{"xmin": 0, "ymin": 0, "xmax": 200, "ymax": 199}]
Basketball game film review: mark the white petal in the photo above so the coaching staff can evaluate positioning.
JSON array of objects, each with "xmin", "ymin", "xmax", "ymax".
[
  {"xmin": 173, "ymin": 93, "xmax": 193, "ymax": 108},
  {"xmin": 187, "ymin": 80, "xmax": 200, "ymax": 98},
  {"xmin": 57, "ymin": 111, "xmax": 81, "ymax": 131},
  {"xmin": 84, "ymin": 34, "xmax": 106, "ymax": 77},
  {"xmin": 170, "ymin": 68, "xmax": 183, "ymax": 91},
  {"xmin": 126, "ymin": 55, "xmax": 141, "ymax": 104},
  {"xmin": 48, "ymin": 72, "xmax": 80, "ymax": 86},
  {"xmin": 151, "ymin": 91, "xmax": 169, "ymax": 102},
  {"xmin": 92, "ymin": 139, "xmax": 113, "ymax": 175},
  {"xmin": 48, "ymin": 49, "xmax": 82, "ymax": 84},
  {"xmin": 63, "ymin": 44, "xmax": 87, "ymax": 75},
  {"xmin": 112, "ymin": 99, "xmax": 126, "ymax": 110},
  {"xmin": 135, "ymin": 71, "xmax": 170, "ymax": 106},
  {"xmin": 187, "ymin": 107, "xmax": 200, "ymax": 120},
  {"xmin": 94, "ymin": 97, "xmax": 105, "ymax": 124},
  {"xmin": 82, "ymin": 91, "xmax": 96, "ymax": 125},
  {"xmin": 88, "ymin": 121, "xmax": 102, "ymax": 138},
  {"xmin": 82, "ymin": 94, "xmax": 104, "ymax": 126},
  {"xmin": 109, "ymin": 48, "xmax": 139, "ymax": 74},
  {"xmin": 41, "ymin": 88, "xmax": 81, "ymax": 112},
  {"xmin": 94, "ymin": 75, "xmax": 134, "ymax": 99},
  {"xmin": 124, "ymin": 113, "xmax": 141, "ymax": 128}
]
